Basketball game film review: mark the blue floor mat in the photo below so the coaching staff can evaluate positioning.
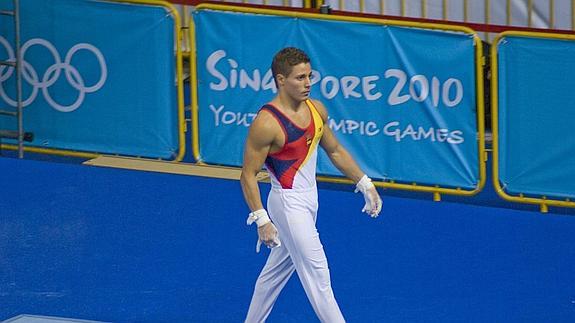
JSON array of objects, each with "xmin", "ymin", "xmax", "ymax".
[{"xmin": 1, "ymin": 157, "xmax": 574, "ymax": 322}]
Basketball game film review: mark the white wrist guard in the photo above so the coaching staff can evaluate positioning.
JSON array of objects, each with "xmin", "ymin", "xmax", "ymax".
[
  {"xmin": 354, "ymin": 174, "xmax": 374, "ymax": 193},
  {"xmin": 246, "ymin": 209, "xmax": 271, "ymax": 227}
]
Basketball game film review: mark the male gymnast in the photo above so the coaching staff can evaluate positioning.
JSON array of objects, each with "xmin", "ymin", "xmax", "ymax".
[{"xmin": 240, "ymin": 47, "xmax": 382, "ymax": 322}]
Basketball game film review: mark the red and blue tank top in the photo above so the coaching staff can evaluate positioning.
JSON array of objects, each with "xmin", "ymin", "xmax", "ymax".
[{"xmin": 261, "ymin": 99, "xmax": 324, "ymax": 190}]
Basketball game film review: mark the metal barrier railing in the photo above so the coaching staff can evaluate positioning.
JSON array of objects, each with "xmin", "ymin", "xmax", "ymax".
[
  {"xmin": 177, "ymin": 0, "xmax": 575, "ymax": 32},
  {"xmin": 320, "ymin": 0, "xmax": 575, "ymax": 29}
]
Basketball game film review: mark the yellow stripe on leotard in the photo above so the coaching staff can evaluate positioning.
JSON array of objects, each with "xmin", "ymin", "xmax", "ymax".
[{"xmin": 296, "ymin": 99, "xmax": 324, "ymax": 171}]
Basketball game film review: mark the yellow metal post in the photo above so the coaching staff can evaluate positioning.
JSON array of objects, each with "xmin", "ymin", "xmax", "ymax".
[
  {"xmin": 485, "ymin": 0, "xmax": 490, "ymax": 41},
  {"xmin": 527, "ymin": 0, "xmax": 533, "ymax": 27},
  {"xmin": 474, "ymin": 35, "xmax": 487, "ymax": 198},
  {"xmin": 433, "ymin": 191, "xmax": 441, "ymax": 202},
  {"xmin": 541, "ymin": 196, "xmax": 549, "ymax": 213},
  {"xmin": 421, "ymin": 0, "xmax": 426, "ymax": 18},
  {"xmin": 183, "ymin": 5, "xmax": 191, "ymax": 52},
  {"xmin": 442, "ymin": 0, "xmax": 447, "ymax": 20},
  {"xmin": 360, "ymin": 0, "xmax": 364, "ymax": 13},
  {"xmin": 401, "ymin": 0, "xmax": 405, "ymax": 16},
  {"xmin": 380, "ymin": 0, "xmax": 384, "ymax": 15},
  {"xmin": 550, "ymin": 0, "xmax": 555, "ymax": 29},
  {"xmin": 463, "ymin": 0, "xmax": 468, "ymax": 22},
  {"xmin": 189, "ymin": 10, "xmax": 200, "ymax": 163},
  {"xmin": 506, "ymin": 0, "xmax": 511, "ymax": 25}
]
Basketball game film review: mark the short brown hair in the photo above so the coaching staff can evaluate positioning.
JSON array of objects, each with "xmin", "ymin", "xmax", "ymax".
[{"xmin": 271, "ymin": 47, "xmax": 310, "ymax": 83}]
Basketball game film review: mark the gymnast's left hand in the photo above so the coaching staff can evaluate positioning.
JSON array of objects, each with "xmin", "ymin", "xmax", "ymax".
[
  {"xmin": 355, "ymin": 175, "xmax": 383, "ymax": 218},
  {"xmin": 364, "ymin": 185, "xmax": 382, "ymax": 217}
]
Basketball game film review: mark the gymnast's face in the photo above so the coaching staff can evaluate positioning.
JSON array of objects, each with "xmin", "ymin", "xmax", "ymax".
[{"xmin": 278, "ymin": 62, "xmax": 312, "ymax": 102}]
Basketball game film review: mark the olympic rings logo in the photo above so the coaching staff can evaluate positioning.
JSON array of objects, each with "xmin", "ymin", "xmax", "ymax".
[{"xmin": 0, "ymin": 36, "xmax": 107, "ymax": 112}]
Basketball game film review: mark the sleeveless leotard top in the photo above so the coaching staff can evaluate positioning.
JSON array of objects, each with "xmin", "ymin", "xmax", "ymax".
[{"xmin": 261, "ymin": 100, "xmax": 324, "ymax": 190}]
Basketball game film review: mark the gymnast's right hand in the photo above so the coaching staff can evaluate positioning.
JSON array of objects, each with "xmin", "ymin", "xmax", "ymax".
[
  {"xmin": 247, "ymin": 209, "xmax": 281, "ymax": 253},
  {"xmin": 258, "ymin": 222, "xmax": 281, "ymax": 252}
]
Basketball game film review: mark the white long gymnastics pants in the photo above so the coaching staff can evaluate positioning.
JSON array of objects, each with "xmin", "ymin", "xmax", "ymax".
[{"xmin": 245, "ymin": 188, "xmax": 345, "ymax": 323}]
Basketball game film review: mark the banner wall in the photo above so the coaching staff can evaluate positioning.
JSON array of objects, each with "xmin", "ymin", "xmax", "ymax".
[
  {"xmin": 0, "ymin": 0, "xmax": 179, "ymax": 158},
  {"xmin": 194, "ymin": 9, "xmax": 479, "ymax": 189},
  {"xmin": 497, "ymin": 35, "xmax": 575, "ymax": 199}
]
